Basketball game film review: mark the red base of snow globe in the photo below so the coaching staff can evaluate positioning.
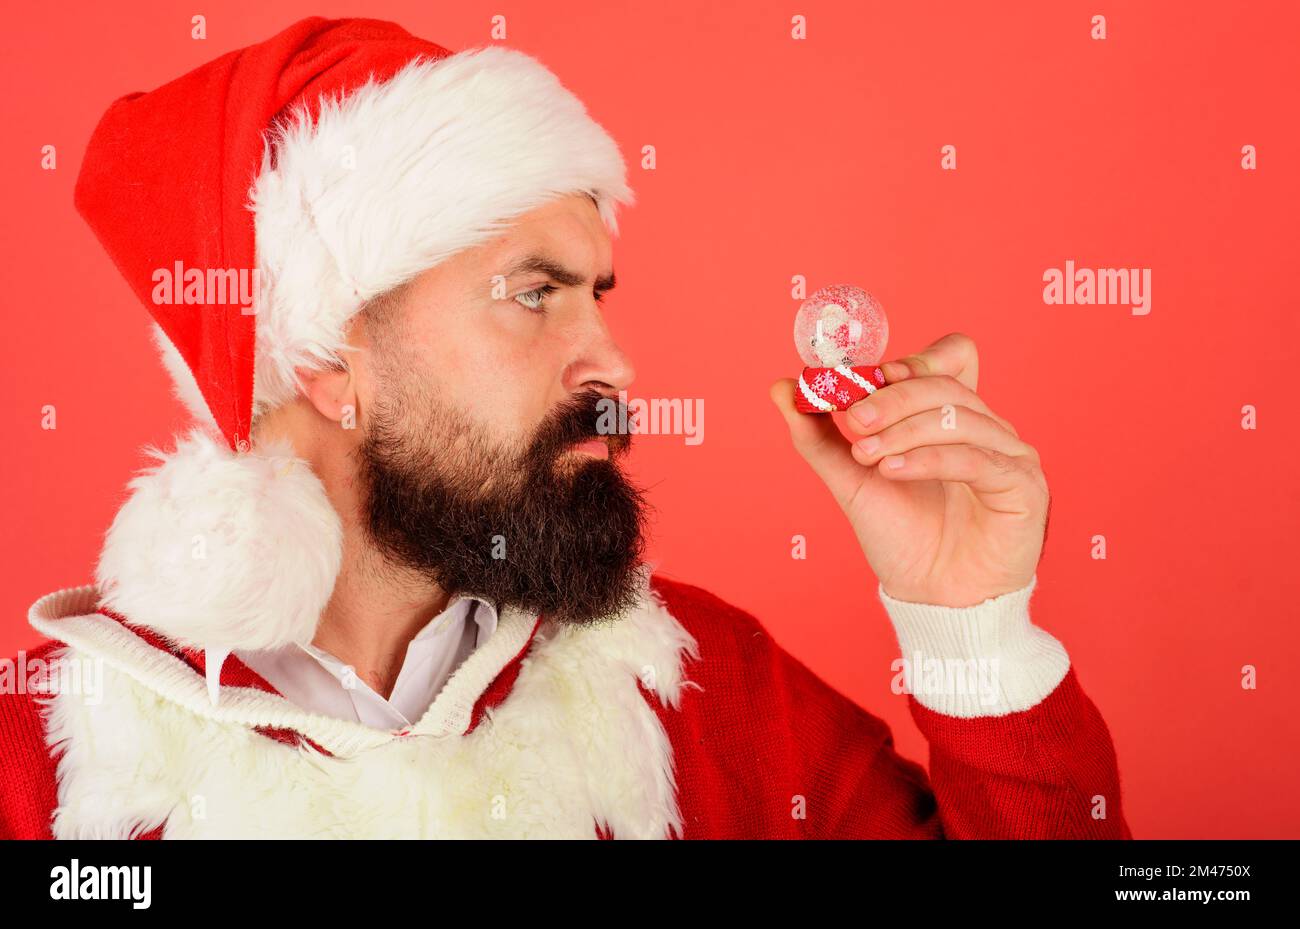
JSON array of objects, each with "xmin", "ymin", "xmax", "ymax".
[{"xmin": 794, "ymin": 365, "xmax": 886, "ymax": 414}]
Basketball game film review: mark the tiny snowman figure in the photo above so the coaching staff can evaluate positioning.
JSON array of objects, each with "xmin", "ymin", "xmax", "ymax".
[{"xmin": 792, "ymin": 284, "xmax": 889, "ymax": 413}]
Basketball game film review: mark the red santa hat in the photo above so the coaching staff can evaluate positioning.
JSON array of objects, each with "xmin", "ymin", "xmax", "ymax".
[{"xmin": 76, "ymin": 17, "xmax": 634, "ymax": 678}]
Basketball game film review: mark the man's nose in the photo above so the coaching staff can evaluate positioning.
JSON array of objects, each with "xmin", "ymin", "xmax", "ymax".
[{"xmin": 562, "ymin": 316, "xmax": 636, "ymax": 396}]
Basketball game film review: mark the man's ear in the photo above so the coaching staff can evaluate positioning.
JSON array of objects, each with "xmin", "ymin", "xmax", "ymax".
[{"xmin": 297, "ymin": 358, "xmax": 358, "ymax": 427}]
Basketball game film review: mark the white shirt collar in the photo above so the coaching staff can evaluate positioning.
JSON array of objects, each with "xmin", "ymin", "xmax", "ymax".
[
  {"xmin": 422, "ymin": 593, "xmax": 498, "ymax": 645},
  {"xmin": 237, "ymin": 593, "xmax": 501, "ymax": 730}
]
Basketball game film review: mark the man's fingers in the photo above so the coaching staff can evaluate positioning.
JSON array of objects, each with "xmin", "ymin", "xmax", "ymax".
[
  {"xmin": 875, "ymin": 443, "xmax": 1044, "ymax": 508},
  {"xmin": 879, "ymin": 332, "xmax": 979, "ymax": 392},
  {"xmin": 850, "ymin": 406, "xmax": 1033, "ymax": 467},
  {"xmin": 846, "ymin": 374, "xmax": 1018, "ymax": 438}
]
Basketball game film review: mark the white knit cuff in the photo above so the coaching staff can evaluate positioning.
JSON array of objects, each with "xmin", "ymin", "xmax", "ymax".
[{"xmin": 878, "ymin": 575, "xmax": 1071, "ymax": 718}]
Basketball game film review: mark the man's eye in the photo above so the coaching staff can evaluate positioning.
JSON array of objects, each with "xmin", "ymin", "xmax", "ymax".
[{"xmin": 514, "ymin": 283, "xmax": 558, "ymax": 312}]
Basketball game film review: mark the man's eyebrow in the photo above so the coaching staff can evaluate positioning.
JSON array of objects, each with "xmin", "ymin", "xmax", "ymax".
[{"xmin": 505, "ymin": 255, "xmax": 616, "ymax": 294}]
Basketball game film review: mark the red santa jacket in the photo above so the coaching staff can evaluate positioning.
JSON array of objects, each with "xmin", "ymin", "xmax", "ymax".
[{"xmin": 0, "ymin": 572, "xmax": 1129, "ymax": 839}]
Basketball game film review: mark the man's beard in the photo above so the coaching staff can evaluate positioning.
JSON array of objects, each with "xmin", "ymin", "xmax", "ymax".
[{"xmin": 357, "ymin": 385, "xmax": 649, "ymax": 626}]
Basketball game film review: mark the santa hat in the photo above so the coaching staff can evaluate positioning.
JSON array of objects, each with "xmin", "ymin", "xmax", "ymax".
[{"xmin": 75, "ymin": 16, "xmax": 634, "ymax": 690}]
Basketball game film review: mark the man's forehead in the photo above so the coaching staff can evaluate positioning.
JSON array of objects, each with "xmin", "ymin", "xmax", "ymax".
[{"xmin": 485, "ymin": 195, "xmax": 611, "ymax": 271}]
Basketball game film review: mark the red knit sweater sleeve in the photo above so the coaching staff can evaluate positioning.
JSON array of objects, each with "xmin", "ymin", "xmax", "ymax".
[
  {"xmin": 787, "ymin": 668, "xmax": 1132, "ymax": 839},
  {"xmin": 647, "ymin": 575, "xmax": 1130, "ymax": 839},
  {"xmin": 0, "ymin": 642, "xmax": 62, "ymax": 840},
  {"xmin": 906, "ymin": 668, "xmax": 1132, "ymax": 838}
]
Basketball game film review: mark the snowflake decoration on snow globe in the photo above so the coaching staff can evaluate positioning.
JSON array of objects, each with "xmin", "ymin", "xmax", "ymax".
[{"xmin": 792, "ymin": 284, "xmax": 890, "ymax": 413}]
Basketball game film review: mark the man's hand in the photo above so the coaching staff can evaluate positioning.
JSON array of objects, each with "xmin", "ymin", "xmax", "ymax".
[{"xmin": 770, "ymin": 332, "xmax": 1049, "ymax": 608}]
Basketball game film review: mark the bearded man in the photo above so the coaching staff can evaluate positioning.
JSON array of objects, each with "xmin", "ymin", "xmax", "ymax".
[{"xmin": 0, "ymin": 16, "xmax": 1128, "ymax": 840}]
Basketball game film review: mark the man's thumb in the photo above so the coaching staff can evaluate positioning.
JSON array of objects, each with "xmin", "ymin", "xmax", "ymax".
[{"xmin": 768, "ymin": 378, "xmax": 856, "ymax": 479}]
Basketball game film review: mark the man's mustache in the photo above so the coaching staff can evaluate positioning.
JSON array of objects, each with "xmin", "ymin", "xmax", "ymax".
[{"xmin": 529, "ymin": 389, "xmax": 632, "ymax": 463}]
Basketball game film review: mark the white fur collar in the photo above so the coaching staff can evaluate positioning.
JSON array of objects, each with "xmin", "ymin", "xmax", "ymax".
[{"xmin": 28, "ymin": 572, "xmax": 699, "ymax": 839}]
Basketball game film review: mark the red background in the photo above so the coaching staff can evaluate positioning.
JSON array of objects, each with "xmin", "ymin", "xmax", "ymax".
[{"xmin": 2, "ymin": 1, "xmax": 1297, "ymax": 838}]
